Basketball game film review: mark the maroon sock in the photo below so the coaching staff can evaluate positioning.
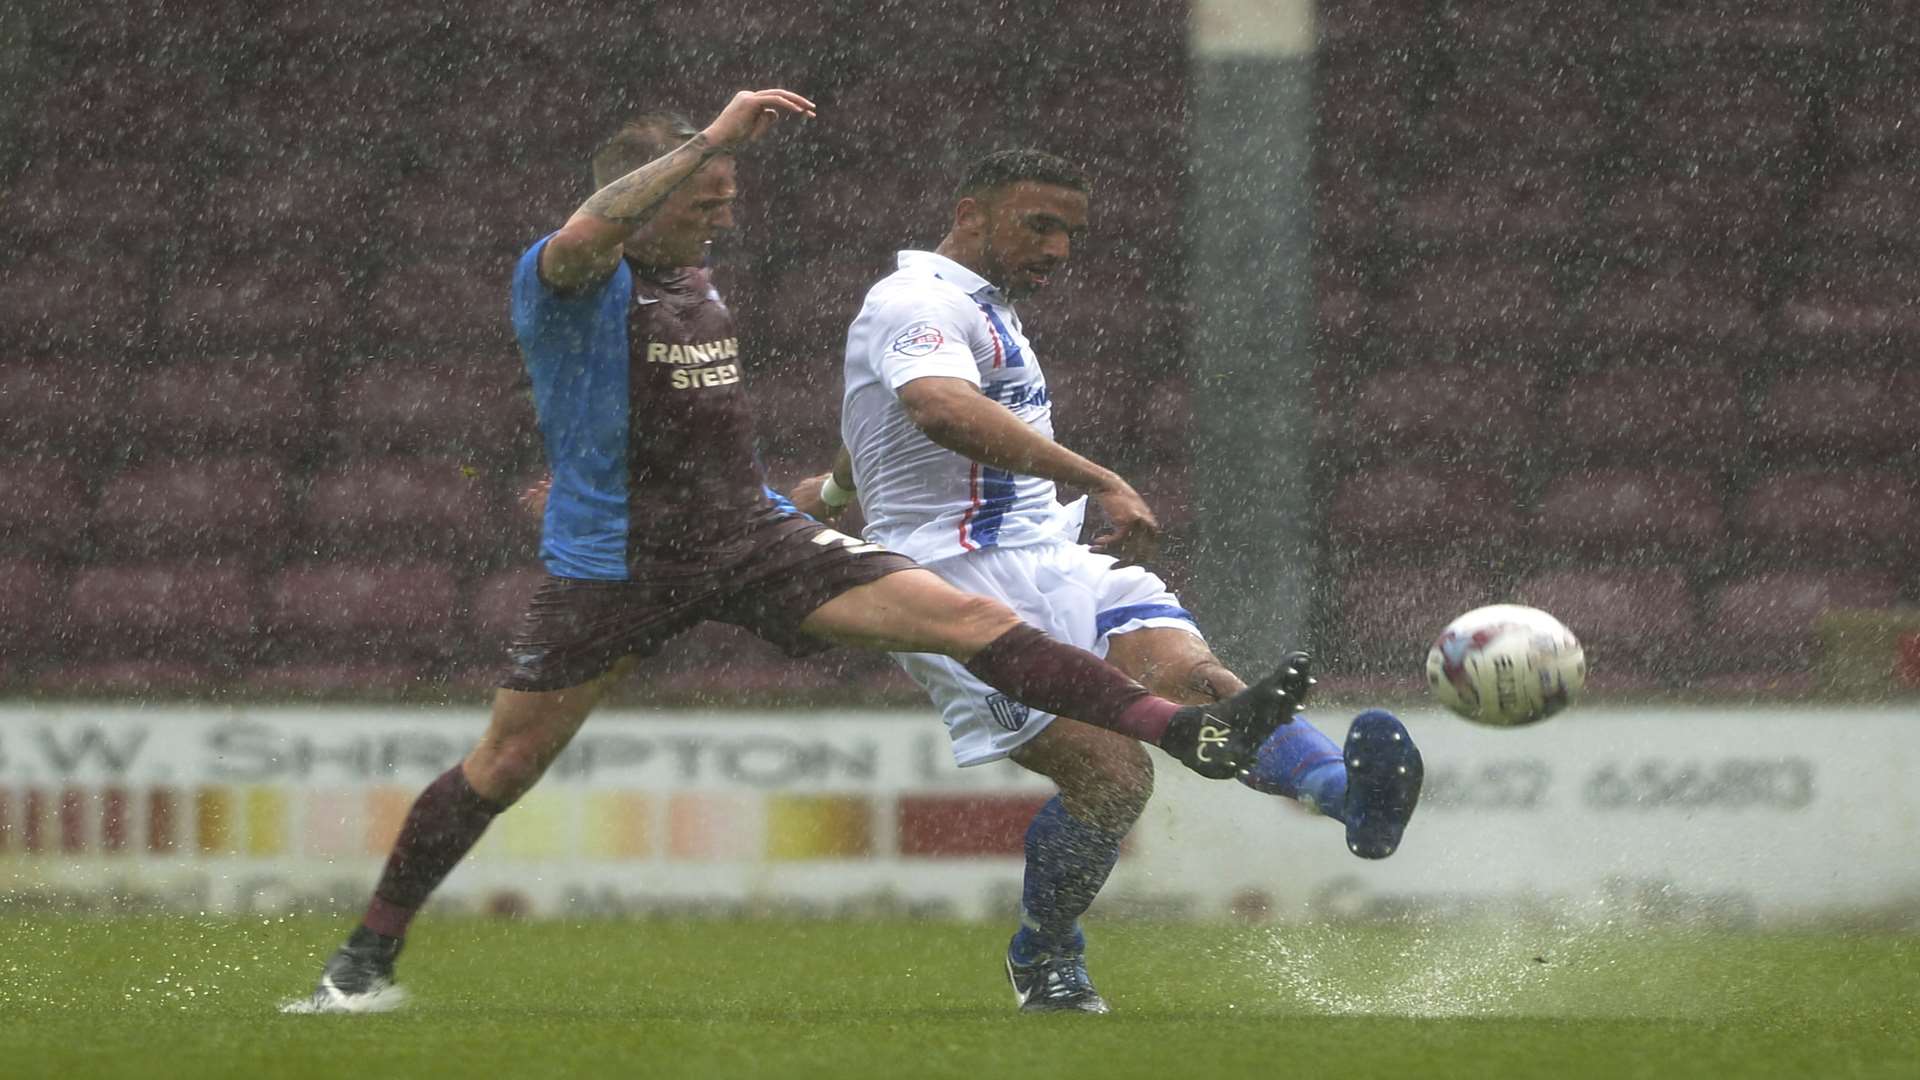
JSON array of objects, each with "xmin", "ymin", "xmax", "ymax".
[
  {"xmin": 963, "ymin": 625, "xmax": 1181, "ymax": 744},
  {"xmin": 362, "ymin": 765, "xmax": 504, "ymax": 939}
]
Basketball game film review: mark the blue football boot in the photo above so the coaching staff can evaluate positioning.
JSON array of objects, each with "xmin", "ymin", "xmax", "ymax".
[{"xmin": 1341, "ymin": 709, "xmax": 1424, "ymax": 859}]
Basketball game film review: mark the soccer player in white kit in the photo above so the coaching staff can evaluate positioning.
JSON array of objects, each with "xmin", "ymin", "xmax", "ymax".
[{"xmin": 797, "ymin": 150, "xmax": 1426, "ymax": 1014}]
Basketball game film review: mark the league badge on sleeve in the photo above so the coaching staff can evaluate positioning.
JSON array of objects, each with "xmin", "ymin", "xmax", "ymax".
[{"xmin": 888, "ymin": 322, "xmax": 945, "ymax": 358}]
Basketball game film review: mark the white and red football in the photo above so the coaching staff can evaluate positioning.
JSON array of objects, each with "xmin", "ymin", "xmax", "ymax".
[{"xmin": 1426, "ymin": 604, "xmax": 1586, "ymax": 727}]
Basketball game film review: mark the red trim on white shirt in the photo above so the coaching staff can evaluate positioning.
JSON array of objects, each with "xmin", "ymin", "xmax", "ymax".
[
  {"xmin": 981, "ymin": 307, "xmax": 1005, "ymax": 369},
  {"xmin": 957, "ymin": 461, "xmax": 982, "ymax": 551}
]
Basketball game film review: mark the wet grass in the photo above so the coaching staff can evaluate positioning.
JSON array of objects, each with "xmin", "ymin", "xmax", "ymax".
[{"xmin": 2, "ymin": 916, "xmax": 1915, "ymax": 1079}]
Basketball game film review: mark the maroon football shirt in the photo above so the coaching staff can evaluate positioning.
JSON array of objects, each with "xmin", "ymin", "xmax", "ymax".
[{"xmin": 622, "ymin": 261, "xmax": 781, "ymax": 573}]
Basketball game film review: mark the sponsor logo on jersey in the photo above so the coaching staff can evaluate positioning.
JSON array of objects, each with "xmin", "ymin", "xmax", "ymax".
[
  {"xmin": 985, "ymin": 380, "xmax": 1050, "ymax": 410},
  {"xmin": 645, "ymin": 338, "xmax": 740, "ymax": 366},
  {"xmin": 986, "ymin": 693, "xmax": 1031, "ymax": 732},
  {"xmin": 888, "ymin": 322, "xmax": 945, "ymax": 358},
  {"xmin": 646, "ymin": 338, "xmax": 743, "ymax": 391}
]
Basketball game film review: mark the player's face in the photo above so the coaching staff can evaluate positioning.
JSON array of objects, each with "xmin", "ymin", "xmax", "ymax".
[
  {"xmin": 977, "ymin": 182, "xmax": 1089, "ymax": 301},
  {"xmin": 631, "ymin": 156, "xmax": 739, "ymax": 267}
]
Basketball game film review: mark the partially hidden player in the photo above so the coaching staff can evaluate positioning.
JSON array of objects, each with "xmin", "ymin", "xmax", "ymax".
[
  {"xmin": 791, "ymin": 149, "xmax": 1425, "ymax": 1013},
  {"xmin": 286, "ymin": 94, "xmax": 1311, "ymax": 1014}
]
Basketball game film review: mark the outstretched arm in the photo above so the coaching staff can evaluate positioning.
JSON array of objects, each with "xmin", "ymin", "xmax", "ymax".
[
  {"xmin": 897, "ymin": 376, "xmax": 1160, "ymax": 563},
  {"xmin": 540, "ymin": 88, "xmax": 816, "ymax": 292}
]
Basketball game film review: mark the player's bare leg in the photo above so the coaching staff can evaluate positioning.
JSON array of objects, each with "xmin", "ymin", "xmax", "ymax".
[
  {"xmin": 800, "ymin": 569, "xmax": 1304, "ymax": 777},
  {"xmin": 1106, "ymin": 627, "xmax": 1246, "ymax": 707},
  {"xmin": 284, "ymin": 661, "xmax": 634, "ymax": 1014}
]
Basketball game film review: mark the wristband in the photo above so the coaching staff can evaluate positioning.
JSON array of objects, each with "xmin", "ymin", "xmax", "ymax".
[{"xmin": 820, "ymin": 475, "xmax": 855, "ymax": 509}]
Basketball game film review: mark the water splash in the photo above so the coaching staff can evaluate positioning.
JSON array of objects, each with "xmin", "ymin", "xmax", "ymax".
[{"xmin": 1240, "ymin": 919, "xmax": 1621, "ymax": 1018}]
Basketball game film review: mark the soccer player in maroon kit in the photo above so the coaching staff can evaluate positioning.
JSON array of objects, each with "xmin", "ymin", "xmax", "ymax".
[{"xmin": 287, "ymin": 89, "xmax": 1312, "ymax": 1013}]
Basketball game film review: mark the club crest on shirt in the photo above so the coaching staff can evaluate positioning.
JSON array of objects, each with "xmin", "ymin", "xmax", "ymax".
[
  {"xmin": 889, "ymin": 322, "xmax": 944, "ymax": 358},
  {"xmin": 986, "ymin": 692, "xmax": 1030, "ymax": 732}
]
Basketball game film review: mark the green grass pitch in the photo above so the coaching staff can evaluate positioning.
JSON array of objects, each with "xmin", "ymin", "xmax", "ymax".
[{"xmin": 2, "ymin": 916, "xmax": 1914, "ymax": 1079}]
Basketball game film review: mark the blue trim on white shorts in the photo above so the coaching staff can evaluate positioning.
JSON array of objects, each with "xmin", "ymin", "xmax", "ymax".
[{"xmin": 1094, "ymin": 602, "xmax": 1198, "ymax": 640}]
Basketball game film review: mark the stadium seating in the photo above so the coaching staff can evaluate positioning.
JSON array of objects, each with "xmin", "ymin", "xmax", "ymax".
[
  {"xmin": 0, "ymin": 361, "xmax": 126, "ymax": 461},
  {"xmin": 1702, "ymin": 568, "xmax": 1904, "ymax": 670},
  {"xmin": 379, "ymin": 167, "xmax": 575, "ymax": 263},
  {"xmin": 198, "ymin": 160, "xmax": 374, "ymax": 257},
  {"xmin": 406, "ymin": 76, "xmax": 606, "ymax": 170},
  {"xmin": 1589, "ymin": 172, "xmax": 1791, "ymax": 253},
  {"xmin": 1645, "ymin": 0, "xmax": 1829, "ymax": 49},
  {"xmin": 1127, "ymin": 375, "xmax": 1194, "ymax": 465},
  {"xmin": 1313, "ymin": 261, "xmax": 1376, "ymax": 353},
  {"xmin": 1515, "ymin": 567, "xmax": 1701, "ymax": 682},
  {"xmin": 0, "ymin": 558, "xmax": 64, "ymax": 659},
  {"xmin": 764, "ymin": 165, "xmax": 929, "ymax": 263},
  {"xmin": 1635, "ymin": 67, "xmax": 1809, "ymax": 168},
  {"xmin": 1319, "ymin": 0, "xmax": 1430, "ymax": 50},
  {"xmin": 1313, "ymin": 162, "xmax": 1385, "ymax": 254},
  {"xmin": 264, "ymin": 560, "xmax": 462, "ymax": 662},
  {"xmin": 0, "ymin": 461, "xmax": 90, "ymax": 557},
  {"xmin": 37, "ymin": 560, "xmax": 255, "ymax": 694},
  {"xmin": 1327, "ymin": 464, "xmax": 1521, "ymax": 551},
  {"xmin": 329, "ymin": 360, "xmax": 536, "ymax": 462},
  {"xmin": 1805, "ymin": 167, "xmax": 1920, "ymax": 249},
  {"xmin": 1751, "ymin": 367, "xmax": 1920, "ymax": 462},
  {"xmin": 1531, "ymin": 467, "xmax": 1726, "ymax": 559},
  {"xmin": 1573, "ymin": 259, "xmax": 1768, "ymax": 350},
  {"xmin": 1383, "ymin": 257, "xmax": 1561, "ymax": 348},
  {"xmin": 1433, "ymin": 1, "xmax": 1632, "ymax": 53},
  {"xmin": 1326, "ymin": 560, "xmax": 1499, "ymax": 675},
  {"xmin": 365, "ymin": 261, "xmax": 517, "ymax": 345},
  {"xmin": 1346, "ymin": 363, "xmax": 1543, "ymax": 462},
  {"xmin": 160, "ymin": 257, "xmax": 352, "ymax": 346},
  {"xmin": 91, "ymin": 458, "xmax": 289, "ymax": 560},
  {"xmin": 1547, "ymin": 363, "xmax": 1748, "ymax": 465},
  {"xmin": 1828, "ymin": 72, "xmax": 1920, "ymax": 161},
  {"xmin": 31, "ymin": 659, "xmax": 226, "ymax": 697},
  {"xmin": 2, "ymin": 162, "xmax": 186, "ymax": 252},
  {"xmin": 1394, "ymin": 167, "xmax": 1583, "ymax": 251},
  {"xmin": 1418, "ymin": 64, "xmax": 1609, "ymax": 164},
  {"xmin": 1731, "ymin": 469, "xmax": 1915, "ymax": 564},
  {"xmin": 1776, "ymin": 264, "xmax": 1920, "ymax": 353},
  {"xmin": 121, "ymin": 356, "xmax": 322, "ymax": 458},
  {"xmin": 1314, "ymin": 54, "xmax": 1409, "ymax": 168},
  {"xmin": 1306, "ymin": 3, "xmax": 1920, "ymax": 686},
  {"xmin": 63, "ymin": 562, "xmax": 257, "ymax": 660},
  {"xmin": 742, "ymin": 364, "xmax": 844, "ymax": 463},
  {"xmin": 297, "ymin": 458, "xmax": 511, "ymax": 562},
  {"xmin": 0, "ymin": 256, "xmax": 150, "ymax": 348},
  {"xmin": 18, "ymin": 62, "xmax": 214, "ymax": 163},
  {"xmin": 757, "ymin": 259, "xmax": 882, "ymax": 368}
]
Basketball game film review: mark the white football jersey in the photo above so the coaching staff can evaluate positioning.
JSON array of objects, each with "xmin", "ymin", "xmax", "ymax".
[{"xmin": 842, "ymin": 250, "xmax": 1077, "ymax": 564}]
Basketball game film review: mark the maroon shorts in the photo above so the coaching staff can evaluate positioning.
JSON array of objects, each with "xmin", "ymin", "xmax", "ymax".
[{"xmin": 497, "ymin": 515, "xmax": 918, "ymax": 692}]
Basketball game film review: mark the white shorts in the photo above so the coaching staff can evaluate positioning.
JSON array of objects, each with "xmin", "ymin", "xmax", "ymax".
[{"xmin": 895, "ymin": 535, "xmax": 1203, "ymax": 767}]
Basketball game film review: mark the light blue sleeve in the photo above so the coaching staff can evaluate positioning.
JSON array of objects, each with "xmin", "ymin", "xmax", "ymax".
[{"xmin": 510, "ymin": 234, "xmax": 623, "ymax": 355}]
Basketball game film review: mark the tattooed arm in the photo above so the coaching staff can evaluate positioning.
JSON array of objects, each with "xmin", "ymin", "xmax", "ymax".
[{"xmin": 540, "ymin": 88, "xmax": 816, "ymax": 292}]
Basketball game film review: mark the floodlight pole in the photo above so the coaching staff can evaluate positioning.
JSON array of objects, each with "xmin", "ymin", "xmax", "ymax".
[{"xmin": 1185, "ymin": 0, "xmax": 1320, "ymax": 672}]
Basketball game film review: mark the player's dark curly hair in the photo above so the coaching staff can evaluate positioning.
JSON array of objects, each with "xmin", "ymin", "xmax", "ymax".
[
  {"xmin": 591, "ymin": 112, "xmax": 702, "ymax": 187},
  {"xmin": 954, "ymin": 149, "xmax": 1091, "ymax": 202}
]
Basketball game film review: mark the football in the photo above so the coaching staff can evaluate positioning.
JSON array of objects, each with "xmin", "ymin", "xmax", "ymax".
[{"xmin": 1425, "ymin": 604, "xmax": 1586, "ymax": 727}]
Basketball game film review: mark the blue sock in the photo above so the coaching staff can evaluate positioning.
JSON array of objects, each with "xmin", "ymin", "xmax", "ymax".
[
  {"xmin": 1009, "ymin": 796, "xmax": 1125, "ymax": 962},
  {"xmin": 1239, "ymin": 714, "xmax": 1349, "ymax": 822}
]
